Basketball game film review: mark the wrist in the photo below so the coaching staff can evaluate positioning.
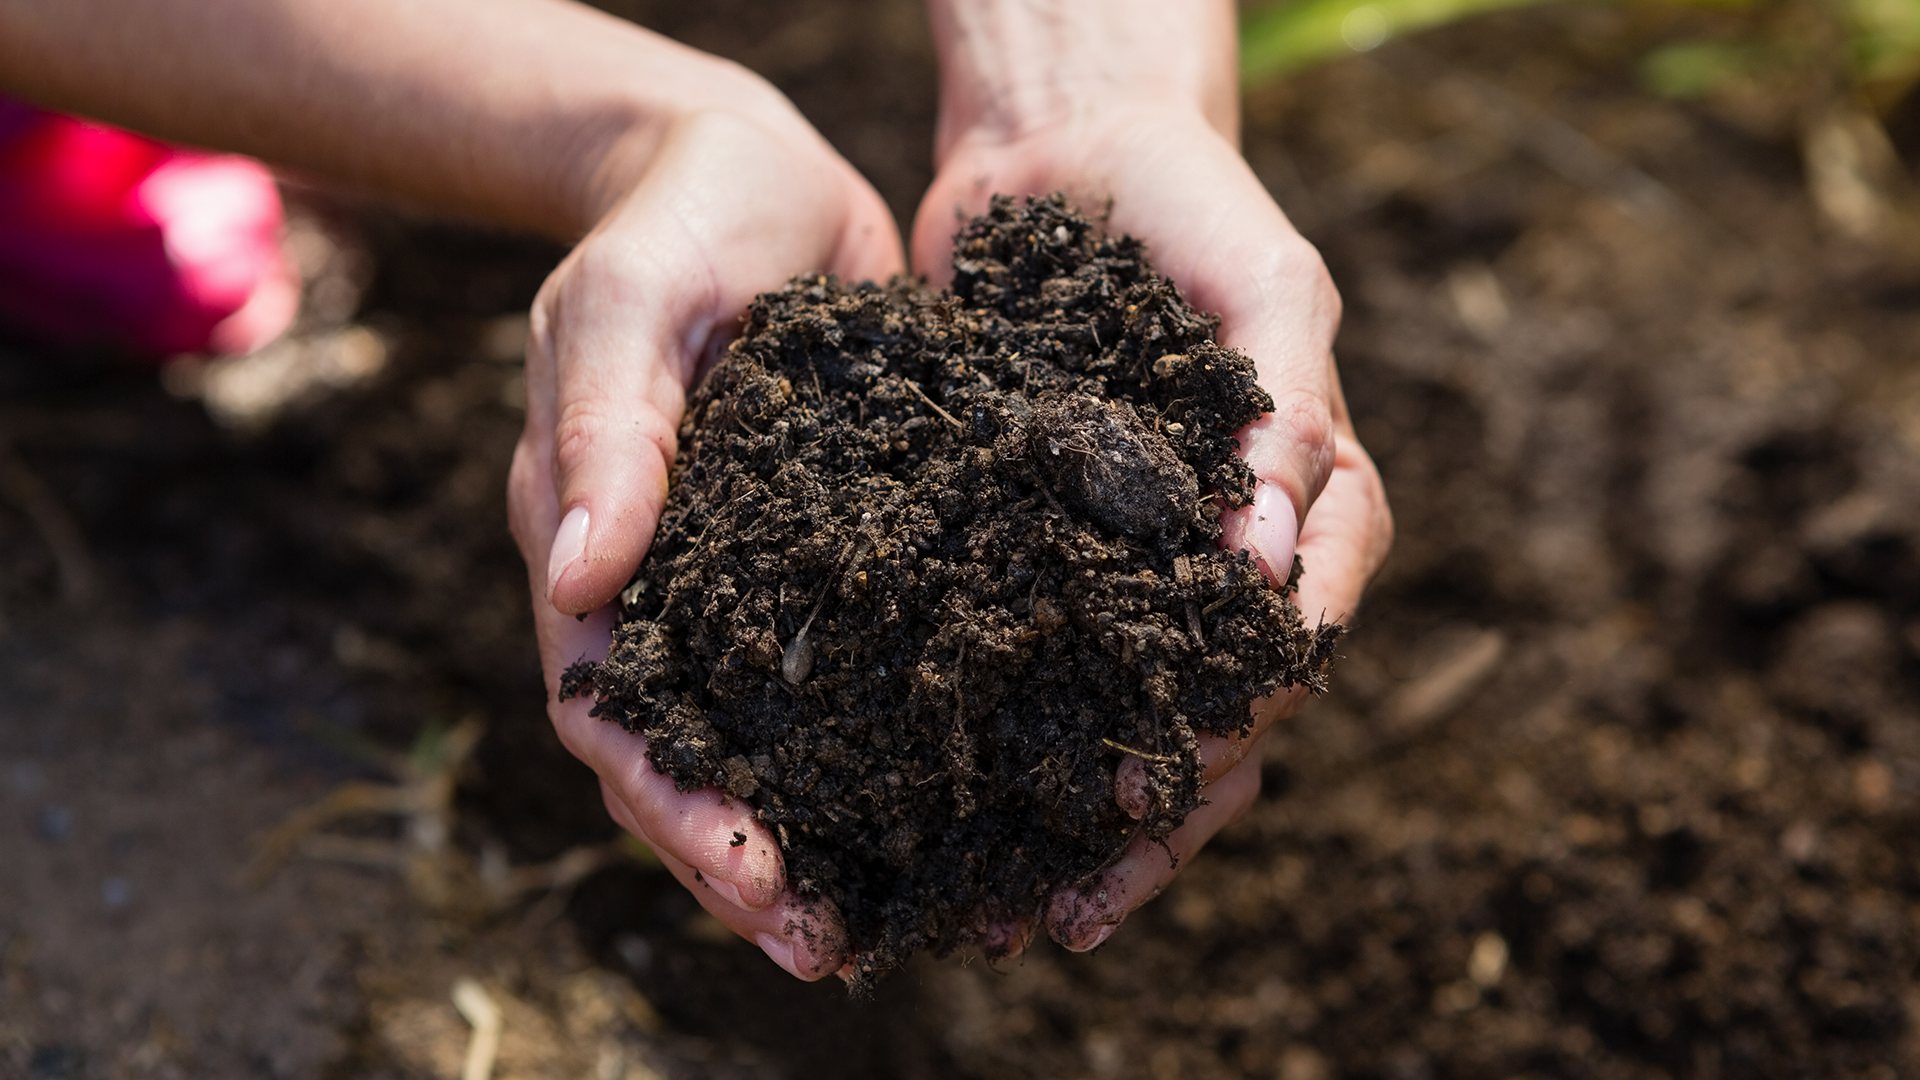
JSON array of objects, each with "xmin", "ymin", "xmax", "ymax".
[
  {"xmin": 562, "ymin": 40, "xmax": 809, "ymax": 236},
  {"xmin": 926, "ymin": 0, "xmax": 1238, "ymax": 160},
  {"xmin": 0, "ymin": 0, "xmax": 829, "ymax": 245}
]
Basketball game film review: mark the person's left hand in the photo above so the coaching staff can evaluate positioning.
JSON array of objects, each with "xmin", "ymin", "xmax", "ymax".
[{"xmin": 912, "ymin": 98, "xmax": 1394, "ymax": 954}]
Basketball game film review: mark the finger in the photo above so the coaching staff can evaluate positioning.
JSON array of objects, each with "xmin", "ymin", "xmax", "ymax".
[
  {"xmin": 565, "ymin": 690, "xmax": 785, "ymax": 910},
  {"xmin": 980, "ymin": 915, "xmax": 1038, "ymax": 962},
  {"xmin": 1218, "ymin": 478, "xmax": 1300, "ymax": 588},
  {"xmin": 1115, "ymin": 431, "xmax": 1384, "ymax": 815},
  {"xmin": 1049, "ymin": 754, "xmax": 1263, "ymax": 951},
  {"xmin": 542, "ymin": 112, "xmax": 902, "ymax": 616},
  {"xmin": 511, "ymin": 428, "xmax": 786, "ymax": 912},
  {"xmin": 1111, "ymin": 684, "xmax": 1307, "ymax": 820},
  {"xmin": 1195, "ymin": 428, "xmax": 1393, "ymax": 784},
  {"xmin": 601, "ymin": 786, "xmax": 848, "ymax": 981},
  {"xmin": 1201, "ymin": 205, "xmax": 1341, "ymax": 569},
  {"xmin": 537, "ymin": 594, "xmax": 784, "ymax": 909},
  {"xmin": 520, "ymin": 204, "xmax": 682, "ymax": 618},
  {"xmin": 1292, "ymin": 428, "xmax": 1393, "ymax": 628},
  {"xmin": 1108, "ymin": 681, "xmax": 1307, "ymax": 825},
  {"xmin": 1192, "ymin": 699, "xmax": 1295, "ymax": 785},
  {"xmin": 1115, "ymin": 431, "xmax": 1372, "ymax": 817},
  {"xmin": 1220, "ymin": 382, "xmax": 1338, "ymax": 586}
]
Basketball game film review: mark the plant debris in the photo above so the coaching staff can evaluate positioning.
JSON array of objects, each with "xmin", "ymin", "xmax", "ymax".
[{"xmin": 564, "ymin": 194, "xmax": 1340, "ymax": 985}]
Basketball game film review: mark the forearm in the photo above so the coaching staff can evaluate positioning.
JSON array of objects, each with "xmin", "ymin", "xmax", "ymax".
[
  {"xmin": 0, "ymin": 0, "xmax": 788, "ymax": 239},
  {"xmin": 924, "ymin": 0, "xmax": 1239, "ymax": 156}
]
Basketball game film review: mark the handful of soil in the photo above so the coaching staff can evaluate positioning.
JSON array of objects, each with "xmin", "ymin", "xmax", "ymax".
[{"xmin": 565, "ymin": 195, "xmax": 1340, "ymax": 984}]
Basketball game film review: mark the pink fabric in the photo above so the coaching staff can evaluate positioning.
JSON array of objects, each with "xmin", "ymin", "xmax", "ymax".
[{"xmin": 0, "ymin": 100, "xmax": 295, "ymax": 359}]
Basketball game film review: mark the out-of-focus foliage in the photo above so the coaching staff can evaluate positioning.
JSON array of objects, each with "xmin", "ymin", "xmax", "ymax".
[
  {"xmin": 1637, "ymin": 0, "xmax": 1920, "ymax": 106},
  {"xmin": 1640, "ymin": 39, "xmax": 1765, "ymax": 98},
  {"xmin": 1242, "ymin": 0, "xmax": 1920, "ymax": 107},
  {"xmin": 1852, "ymin": 0, "xmax": 1920, "ymax": 90},
  {"xmin": 1240, "ymin": 0, "xmax": 1546, "ymax": 79},
  {"xmin": 1242, "ymin": 0, "xmax": 1920, "ymax": 243}
]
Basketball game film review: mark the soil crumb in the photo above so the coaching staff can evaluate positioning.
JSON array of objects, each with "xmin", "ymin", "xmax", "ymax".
[{"xmin": 566, "ymin": 194, "xmax": 1340, "ymax": 985}]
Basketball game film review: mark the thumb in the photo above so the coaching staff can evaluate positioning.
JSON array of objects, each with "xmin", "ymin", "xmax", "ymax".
[
  {"xmin": 533, "ymin": 233, "xmax": 695, "ymax": 615},
  {"xmin": 537, "ymin": 112, "xmax": 903, "ymax": 615}
]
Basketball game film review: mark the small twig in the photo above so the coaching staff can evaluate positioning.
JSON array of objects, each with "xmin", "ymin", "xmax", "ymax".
[
  {"xmin": 501, "ymin": 841, "xmax": 624, "ymax": 897},
  {"xmin": 240, "ymin": 780, "xmax": 420, "ymax": 886},
  {"xmin": 1173, "ymin": 556, "xmax": 1205, "ymax": 645},
  {"xmin": 1202, "ymin": 591, "xmax": 1242, "ymax": 617},
  {"xmin": 1380, "ymin": 629, "xmax": 1507, "ymax": 738},
  {"xmin": 1100, "ymin": 738, "xmax": 1180, "ymax": 764},
  {"xmin": 901, "ymin": 378, "xmax": 964, "ymax": 431},
  {"xmin": 785, "ymin": 521, "xmax": 879, "ymax": 686},
  {"xmin": 0, "ymin": 440, "xmax": 97, "ymax": 604},
  {"xmin": 451, "ymin": 979, "xmax": 502, "ymax": 1080},
  {"xmin": 292, "ymin": 834, "xmax": 413, "ymax": 869},
  {"xmin": 1025, "ymin": 465, "xmax": 1069, "ymax": 516}
]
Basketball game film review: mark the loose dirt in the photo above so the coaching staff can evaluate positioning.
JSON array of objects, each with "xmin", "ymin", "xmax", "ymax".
[
  {"xmin": 567, "ymin": 195, "xmax": 1338, "ymax": 984},
  {"xmin": 5, "ymin": 3, "xmax": 1920, "ymax": 1077}
]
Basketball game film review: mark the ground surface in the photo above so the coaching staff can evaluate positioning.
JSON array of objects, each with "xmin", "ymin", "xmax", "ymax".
[{"xmin": 3, "ymin": 2, "xmax": 1919, "ymax": 1078}]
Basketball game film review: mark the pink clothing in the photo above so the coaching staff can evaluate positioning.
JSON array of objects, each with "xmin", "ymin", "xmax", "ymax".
[{"xmin": 0, "ymin": 99, "xmax": 295, "ymax": 359}]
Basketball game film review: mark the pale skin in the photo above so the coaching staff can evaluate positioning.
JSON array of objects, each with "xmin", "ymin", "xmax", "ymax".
[{"xmin": 0, "ymin": 0, "xmax": 1391, "ymax": 977}]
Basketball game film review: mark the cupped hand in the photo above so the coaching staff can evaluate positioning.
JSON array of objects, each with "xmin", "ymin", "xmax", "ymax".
[
  {"xmin": 507, "ymin": 96, "xmax": 902, "ymax": 981},
  {"xmin": 912, "ymin": 105, "xmax": 1393, "ymax": 953}
]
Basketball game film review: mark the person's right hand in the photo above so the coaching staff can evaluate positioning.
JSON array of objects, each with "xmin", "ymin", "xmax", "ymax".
[
  {"xmin": 505, "ymin": 63, "xmax": 903, "ymax": 982},
  {"xmin": 0, "ymin": 0, "xmax": 901, "ymax": 980}
]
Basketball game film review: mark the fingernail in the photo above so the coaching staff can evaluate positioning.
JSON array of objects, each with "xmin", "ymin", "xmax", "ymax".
[
  {"xmin": 1247, "ymin": 484, "xmax": 1298, "ymax": 582},
  {"xmin": 546, "ymin": 505, "xmax": 589, "ymax": 600},
  {"xmin": 755, "ymin": 932, "xmax": 805, "ymax": 979},
  {"xmin": 1069, "ymin": 922, "xmax": 1118, "ymax": 953},
  {"xmin": 703, "ymin": 875, "xmax": 749, "ymax": 911}
]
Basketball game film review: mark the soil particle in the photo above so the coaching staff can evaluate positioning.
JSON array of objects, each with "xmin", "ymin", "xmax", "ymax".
[{"xmin": 567, "ymin": 194, "xmax": 1340, "ymax": 984}]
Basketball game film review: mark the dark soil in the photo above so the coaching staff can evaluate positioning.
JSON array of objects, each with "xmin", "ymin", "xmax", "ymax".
[
  {"xmin": 7, "ymin": 3, "xmax": 1920, "ymax": 1078},
  {"xmin": 567, "ymin": 195, "xmax": 1339, "ymax": 983}
]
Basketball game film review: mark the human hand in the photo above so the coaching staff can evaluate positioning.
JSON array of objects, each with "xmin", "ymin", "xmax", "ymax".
[
  {"xmin": 1, "ymin": 0, "xmax": 902, "ymax": 980},
  {"xmin": 506, "ymin": 71, "xmax": 903, "ymax": 980},
  {"xmin": 915, "ymin": 0, "xmax": 1393, "ymax": 954}
]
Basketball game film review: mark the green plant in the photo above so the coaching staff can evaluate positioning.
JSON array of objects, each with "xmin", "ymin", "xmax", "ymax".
[
  {"xmin": 1241, "ymin": 0, "xmax": 1557, "ymax": 81},
  {"xmin": 1241, "ymin": 0, "xmax": 1920, "ymax": 241},
  {"xmin": 1241, "ymin": 0, "xmax": 1920, "ymax": 104}
]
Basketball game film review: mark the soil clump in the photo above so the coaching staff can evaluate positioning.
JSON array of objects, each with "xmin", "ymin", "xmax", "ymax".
[{"xmin": 565, "ymin": 194, "xmax": 1340, "ymax": 983}]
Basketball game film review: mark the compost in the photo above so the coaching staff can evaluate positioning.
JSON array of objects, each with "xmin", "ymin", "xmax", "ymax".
[
  {"xmin": 15, "ymin": 6, "xmax": 1920, "ymax": 1076},
  {"xmin": 565, "ymin": 194, "xmax": 1339, "ymax": 983}
]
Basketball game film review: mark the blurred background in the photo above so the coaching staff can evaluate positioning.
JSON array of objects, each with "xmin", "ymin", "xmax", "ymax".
[{"xmin": 2, "ymin": 1, "xmax": 1918, "ymax": 1077}]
